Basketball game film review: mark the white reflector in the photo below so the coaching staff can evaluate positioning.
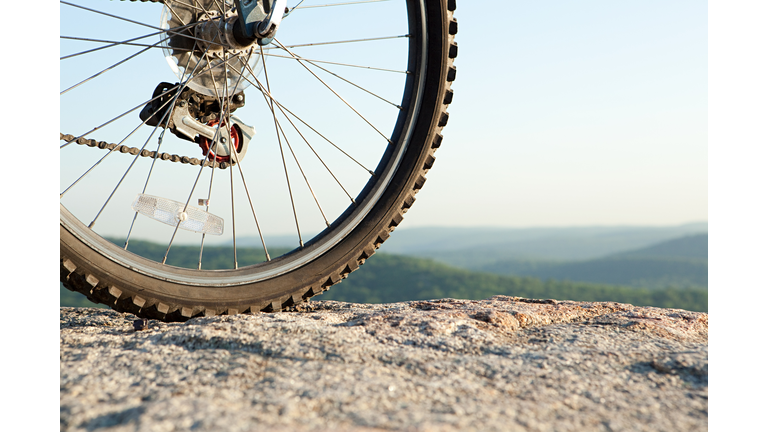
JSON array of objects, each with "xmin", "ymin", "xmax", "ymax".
[{"xmin": 131, "ymin": 194, "xmax": 224, "ymax": 235}]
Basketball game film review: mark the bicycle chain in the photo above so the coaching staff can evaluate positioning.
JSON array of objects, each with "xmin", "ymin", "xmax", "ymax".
[
  {"xmin": 60, "ymin": 133, "xmax": 233, "ymax": 169},
  {"xmin": 64, "ymin": 1, "xmax": 239, "ymax": 169}
]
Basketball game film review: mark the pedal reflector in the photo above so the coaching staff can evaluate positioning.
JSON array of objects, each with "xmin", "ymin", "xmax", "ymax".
[{"xmin": 132, "ymin": 194, "xmax": 224, "ymax": 235}]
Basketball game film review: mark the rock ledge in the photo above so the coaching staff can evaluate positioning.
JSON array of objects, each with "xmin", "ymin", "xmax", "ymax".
[{"xmin": 60, "ymin": 296, "xmax": 708, "ymax": 432}]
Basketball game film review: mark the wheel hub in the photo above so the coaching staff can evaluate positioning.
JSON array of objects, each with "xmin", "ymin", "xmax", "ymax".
[
  {"xmin": 194, "ymin": 10, "xmax": 260, "ymax": 55},
  {"xmin": 160, "ymin": 3, "xmax": 263, "ymax": 97}
]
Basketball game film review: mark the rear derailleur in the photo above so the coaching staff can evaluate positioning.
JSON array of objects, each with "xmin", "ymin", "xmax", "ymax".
[{"xmin": 139, "ymin": 83, "xmax": 255, "ymax": 164}]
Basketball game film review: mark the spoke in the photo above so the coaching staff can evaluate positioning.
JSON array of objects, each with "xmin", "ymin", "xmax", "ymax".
[
  {"xmin": 189, "ymin": 0, "xmax": 236, "ymax": 92},
  {"xmin": 61, "ymin": 1, "xmax": 222, "ymax": 48},
  {"xmin": 202, "ymin": 52, "xmax": 237, "ymax": 265},
  {"xmin": 294, "ymin": 0, "xmax": 390, "ymax": 9},
  {"xmin": 261, "ymin": 52, "xmax": 406, "ymax": 74},
  {"xmin": 85, "ymin": 96, "xmax": 180, "ymax": 228},
  {"xmin": 289, "ymin": 0, "xmax": 307, "ymax": 12},
  {"xmin": 190, "ymin": 34, "xmax": 228, "ymax": 267},
  {"xmin": 277, "ymin": 34, "xmax": 408, "ymax": 50},
  {"xmin": 160, "ymin": 128, "xmax": 223, "ymax": 264},
  {"xmin": 247, "ymin": 52, "xmax": 332, "ymax": 224},
  {"xmin": 191, "ymin": 0, "xmax": 225, "ymax": 36},
  {"xmin": 60, "ymin": 91, "xmax": 180, "ymax": 198},
  {"xmin": 163, "ymin": 0, "xmax": 184, "ymax": 24},
  {"xmin": 197, "ymin": 165, "xmax": 217, "ymax": 269},
  {"xmin": 274, "ymin": 107, "xmax": 331, "ymax": 227},
  {"xmin": 261, "ymin": 46, "xmax": 304, "ymax": 248},
  {"xmin": 274, "ymin": 38, "xmax": 392, "ymax": 143},
  {"xmin": 224, "ymin": 56, "xmax": 238, "ymax": 269},
  {"xmin": 124, "ymin": 45, "xmax": 212, "ymax": 250},
  {"xmin": 300, "ymin": 56, "xmax": 403, "ymax": 109},
  {"xmin": 229, "ymin": 157, "xmax": 238, "ymax": 269},
  {"xmin": 223, "ymin": 46, "xmax": 248, "ymax": 104},
  {"xmin": 61, "ymin": 57, "xmax": 229, "ymax": 150},
  {"xmin": 227, "ymin": 49, "xmax": 272, "ymax": 261},
  {"xmin": 60, "ymin": 23, "xmax": 197, "ymax": 60},
  {"xmin": 61, "ymin": 35, "xmax": 193, "ymax": 53},
  {"xmin": 163, "ymin": 0, "xmax": 230, "ymax": 49},
  {"xmin": 271, "ymin": 99, "xmax": 375, "ymax": 174},
  {"xmin": 213, "ymin": 0, "xmax": 227, "ymax": 16},
  {"xmin": 60, "ymin": 21, "xmax": 222, "ymax": 93},
  {"xmin": 273, "ymin": 98, "xmax": 358, "ymax": 205},
  {"xmin": 59, "ymin": 87, "xmax": 170, "ymax": 149},
  {"xmin": 230, "ymin": 137, "xmax": 272, "ymax": 261},
  {"xmin": 85, "ymin": 47, "xmax": 207, "ymax": 231},
  {"xmin": 123, "ymin": 125, "xmax": 179, "ymax": 250},
  {"xmin": 165, "ymin": 0, "xmax": 207, "ymax": 13},
  {"xmin": 60, "ymin": 84, "xmax": 179, "ymax": 149},
  {"xmin": 162, "ymin": 98, "xmax": 227, "ymax": 264},
  {"xmin": 160, "ymin": 46, "xmax": 246, "ymax": 266},
  {"xmin": 61, "ymin": 1, "xmax": 162, "ymax": 31},
  {"xmin": 164, "ymin": 0, "xmax": 189, "ymax": 25},
  {"xmin": 237, "ymin": 58, "xmax": 357, "ymax": 204},
  {"xmin": 61, "ymin": 40, "xmax": 162, "ymax": 95},
  {"xmin": 61, "ymin": 125, "xmax": 142, "ymax": 199},
  {"xmin": 124, "ymin": 128, "xmax": 174, "ymax": 249},
  {"xmin": 236, "ymin": 56, "xmax": 375, "ymax": 175},
  {"xmin": 204, "ymin": 55, "xmax": 224, "ymax": 102},
  {"xmin": 193, "ymin": 0, "xmax": 226, "ymax": 17}
]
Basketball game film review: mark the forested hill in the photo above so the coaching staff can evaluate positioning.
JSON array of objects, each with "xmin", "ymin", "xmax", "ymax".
[
  {"xmin": 474, "ymin": 256, "xmax": 707, "ymax": 290},
  {"xmin": 60, "ymin": 241, "xmax": 707, "ymax": 312},
  {"xmin": 612, "ymin": 234, "xmax": 707, "ymax": 260},
  {"xmin": 445, "ymin": 233, "xmax": 708, "ymax": 290},
  {"xmin": 320, "ymin": 253, "xmax": 706, "ymax": 312},
  {"xmin": 377, "ymin": 223, "xmax": 708, "ymax": 261}
]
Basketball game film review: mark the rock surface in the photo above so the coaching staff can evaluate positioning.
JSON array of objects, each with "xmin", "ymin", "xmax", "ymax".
[{"xmin": 60, "ymin": 296, "xmax": 708, "ymax": 432}]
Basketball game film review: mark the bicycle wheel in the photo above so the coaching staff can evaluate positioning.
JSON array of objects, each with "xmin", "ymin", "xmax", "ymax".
[{"xmin": 60, "ymin": 0, "xmax": 458, "ymax": 321}]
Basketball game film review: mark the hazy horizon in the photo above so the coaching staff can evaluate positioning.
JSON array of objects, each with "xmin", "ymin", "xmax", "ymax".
[{"xmin": 128, "ymin": 220, "xmax": 708, "ymax": 248}]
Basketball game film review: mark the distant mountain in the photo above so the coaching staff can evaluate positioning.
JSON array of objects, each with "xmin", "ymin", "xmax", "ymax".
[
  {"xmin": 613, "ymin": 234, "xmax": 707, "ymax": 260},
  {"xmin": 204, "ymin": 223, "xmax": 709, "ymax": 261},
  {"xmin": 470, "ymin": 234, "xmax": 708, "ymax": 290},
  {"xmin": 474, "ymin": 257, "xmax": 706, "ymax": 289},
  {"xmin": 378, "ymin": 223, "xmax": 708, "ymax": 264}
]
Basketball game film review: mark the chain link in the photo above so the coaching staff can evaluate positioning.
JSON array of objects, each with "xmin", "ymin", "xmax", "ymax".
[
  {"xmin": 60, "ymin": 133, "xmax": 233, "ymax": 169},
  {"xmin": 62, "ymin": 0, "xmax": 236, "ymax": 169}
]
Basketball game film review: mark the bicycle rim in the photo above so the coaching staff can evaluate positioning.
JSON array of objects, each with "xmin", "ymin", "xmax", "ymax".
[{"xmin": 60, "ymin": 0, "xmax": 457, "ymax": 319}]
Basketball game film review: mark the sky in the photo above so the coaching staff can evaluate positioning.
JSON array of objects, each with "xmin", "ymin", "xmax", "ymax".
[
  {"xmin": 59, "ymin": 0, "xmax": 414, "ymax": 243},
  {"xmin": 56, "ymin": 0, "xmax": 709, "ymax": 248},
  {"xmin": 405, "ymin": 0, "xmax": 708, "ymax": 228}
]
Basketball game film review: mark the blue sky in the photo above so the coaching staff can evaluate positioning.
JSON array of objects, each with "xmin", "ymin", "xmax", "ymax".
[
  {"xmin": 404, "ymin": 0, "xmax": 708, "ymax": 228},
  {"xmin": 57, "ymin": 0, "xmax": 709, "ymax": 245}
]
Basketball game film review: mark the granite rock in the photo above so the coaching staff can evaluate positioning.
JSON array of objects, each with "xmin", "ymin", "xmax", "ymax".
[{"xmin": 60, "ymin": 296, "xmax": 708, "ymax": 431}]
